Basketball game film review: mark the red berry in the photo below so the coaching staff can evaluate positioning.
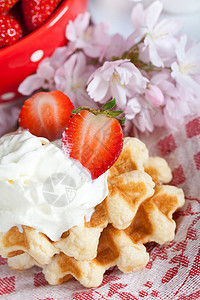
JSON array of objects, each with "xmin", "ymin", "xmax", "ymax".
[
  {"xmin": 21, "ymin": 0, "xmax": 62, "ymax": 32},
  {"xmin": 0, "ymin": 14, "xmax": 22, "ymax": 47},
  {"xmin": 19, "ymin": 91, "xmax": 75, "ymax": 141},
  {"xmin": 7, "ymin": 2, "xmax": 28, "ymax": 37},
  {"xmin": 0, "ymin": 0, "xmax": 20, "ymax": 13},
  {"xmin": 62, "ymin": 110, "xmax": 123, "ymax": 179}
]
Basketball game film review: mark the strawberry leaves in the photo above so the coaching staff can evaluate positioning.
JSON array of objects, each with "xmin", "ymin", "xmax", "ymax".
[{"xmin": 72, "ymin": 99, "xmax": 126, "ymax": 125}]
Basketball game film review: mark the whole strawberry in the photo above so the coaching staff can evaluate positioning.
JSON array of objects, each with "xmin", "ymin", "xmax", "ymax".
[
  {"xmin": 0, "ymin": 14, "xmax": 22, "ymax": 48},
  {"xmin": 0, "ymin": 0, "xmax": 19, "ymax": 13},
  {"xmin": 7, "ymin": 2, "xmax": 28, "ymax": 37},
  {"xmin": 22, "ymin": 0, "xmax": 62, "ymax": 32}
]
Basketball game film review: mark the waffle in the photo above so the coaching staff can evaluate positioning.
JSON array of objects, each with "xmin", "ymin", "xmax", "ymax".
[
  {"xmin": 43, "ymin": 225, "xmax": 149, "ymax": 288},
  {"xmin": 0, "ymin": 226, "xmax": 58, "ymax": 265},
  {"xmin": 0, "ymin": 201, "xmax": 108, "ymax": 264},
  {"xmin": 0, "ymin": 137, "xmax": 185, "ymax": 288},
  {"xmin": 105, "ymin": 137, "xmax": 172, "ymax": 229},
  {"xmin": 42, "ymin": 185, "xmax": 184, "ymax": 288},
  {"xmin": 54, "ymin": 201, "xmax": 108, "ymax": 260}
]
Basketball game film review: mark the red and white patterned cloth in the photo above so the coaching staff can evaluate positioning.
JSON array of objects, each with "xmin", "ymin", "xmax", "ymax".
[{"xmin": 0, "ymin": 114, "xmax": 200, "ymax": 300}]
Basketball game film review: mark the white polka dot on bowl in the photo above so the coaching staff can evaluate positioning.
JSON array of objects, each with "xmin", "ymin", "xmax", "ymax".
[
  {"xmin": 1, "ymin": 92, "xmax": 15, "ymax": 101},
  {"xmin": 30, "ymin": 50, "xmax": 44, "ymax": 62}
]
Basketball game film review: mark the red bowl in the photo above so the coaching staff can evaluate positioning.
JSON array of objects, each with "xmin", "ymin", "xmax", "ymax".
[{"xmin": 0, "ymin": 0, "xmax": 88, "ymax": 103}]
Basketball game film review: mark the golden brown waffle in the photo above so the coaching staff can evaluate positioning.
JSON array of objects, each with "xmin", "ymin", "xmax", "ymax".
[
  {"xmin": 54, "ymin": 201, "xmax": 108, "ymax": 260},
  {"xmin": 43, "ymin": 225, "xmax": 149, "ymax": 288},
  {"xmin": 0, "ymin": 137, "xmax": 185, "ymax": 288},
  {"xmin": 0, "ymin": 226, "xmax": 58, "ymax": 265},
  {"xmin": 109, "ymin": 137, "xmax": 172, "ymax": 184},
  {"xmin": 105, "ymin": 137, "xmax": 172, "ymax": 229},
  {"xmin": 0, "ymin": 202, "xmax": 108, "ymax": 264},
  {"xmin": 8, "ymin": 253, "xmax": 39, "ymax": 271},
  {"xmin": 124, "ymin": 185, "xmax": 184, "ymax": 245},
  {"xmin": 42, "ymin": 185, "xmax": 184, "ymax": 288}
]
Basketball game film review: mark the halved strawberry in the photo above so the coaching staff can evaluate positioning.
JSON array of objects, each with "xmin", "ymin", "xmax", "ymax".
[
  {"xmin": 19, "ymin": 91, "xmax": 74, "ymax": 141},
  {"xmin": 62, "ymin": 100, "xmax": 124, "ymax": 179}
]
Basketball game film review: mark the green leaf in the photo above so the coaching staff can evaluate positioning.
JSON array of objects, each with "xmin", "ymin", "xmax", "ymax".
[
  {"xmin": 106, "ymin": 110, "xmax": 123, "ymax": 117},
  {"xmin": 117, "ymin": 117, "xmax": 126, "ymax": 125},
  {"xmin": 72, "ymin": 108, "xmax": 81, "ymax": 114},
  {"xmin": 100, "ymin": 99, "xmax": 116, "ymax": 111}
]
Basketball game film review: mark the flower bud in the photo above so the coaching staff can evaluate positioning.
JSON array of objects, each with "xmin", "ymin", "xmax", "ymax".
[{"xmin": 145, "ymin": 84, "xmax": 164, "ymax": 107}]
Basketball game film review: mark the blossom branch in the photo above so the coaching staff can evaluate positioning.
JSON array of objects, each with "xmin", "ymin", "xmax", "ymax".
[{"xmin": 18, "ymin": 1, "xmax": 200, "ymax": 134}]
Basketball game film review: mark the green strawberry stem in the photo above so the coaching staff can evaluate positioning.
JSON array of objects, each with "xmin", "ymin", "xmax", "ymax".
[{"xmin": 72, "ymin": 99, "xmax": 126, "ymax": 125}]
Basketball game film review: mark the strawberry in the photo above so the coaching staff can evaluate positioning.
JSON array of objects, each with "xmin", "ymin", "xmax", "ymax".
[
  {"xmin": 7, "ymin": 1, "xmax": 28, "ymax": 37},
  {"xmin": 21, "ymin": 0, "xmax": 62, "ymax": 32},
  {"xmin": 0, "ymin": 0, "xmax": 19, "ymax": 13},
  {"xmin": 62, "ymin": 99, "xmax": 125, "ymax": 179},
  {"xmin": 19, "ymin": 91, "xmax": 74, "ymax": 141},
  {"xmin": 0, "ymin": 14, "xmax": 22, "ymax": 47}
]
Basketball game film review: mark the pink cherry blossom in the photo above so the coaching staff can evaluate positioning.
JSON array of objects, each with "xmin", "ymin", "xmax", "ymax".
[
  {"xmin": 125, "ymin": 96, "xmax": 164, "ymax": 133},
  {"xmin": 18, "ymin": 46, "xmax": 72, "ymax": 96},
  {"xmin": 163, "ymin": 96, "xmax": 191, "ymax": 130},
  {"xmin": 131, "ymin": 1, "xmax": 181, "ymax": 67},
  {"xmin": 17, "ymin": 1, "xmax": 200, "ymax": 134},
  {"xmin": 87, "ymin": 59, "xmax": 148, "ymax": 108},
  {"xmin": 105, "ymin": 33, "xmax": 127, "ymax": 60},
  {"xmin": 171, "ymin": 35, "xmax": 200, "ymax": 97},
  {"xmin": 150, "ymin": 70, "xmax": 179, "ymax": 100},
  {"xmin": 124, "ymin": 97, "xmax": 142, "ymax": 119},
  {"xmin": 18, "ymin": 58, "xmax": 55, "ymax": 96},
  {"xmin": 66, "ymin": 12, "xmax": 110, "ymax": 60},
  {"xmin": 149, "ymin": 69, "xmax": 196, "ymax": 130},
  {"xmin": 55, "ymin": 52, "xmax": 97, "ymax": 108},
  {"xmin": 148, "ymin": 70, "xmax": 190, "ymax": 128}
]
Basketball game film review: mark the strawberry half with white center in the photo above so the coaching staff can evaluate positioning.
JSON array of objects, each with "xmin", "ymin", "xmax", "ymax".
[
  {"xmin": 0, "ymin": 14, "xmax": 22, "ymax": 47},
  {"xmin": 62, "ymin": 99, "xmax": 125, "ymax": 179},
  {"xmin": 0, "ymin": 0, "xmax": 19, "ymax": 13},
  {"xmin": 21, "ymin": 0, "xmax": 62, "ymax": 32},
  {"xmin": 19, "ymin": 91, "xmax": 74, "ymax": 141}
]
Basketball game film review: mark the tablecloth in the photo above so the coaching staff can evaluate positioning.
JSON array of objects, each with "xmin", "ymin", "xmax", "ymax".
[{"xmin": 0, "ymin": 112, "xmax": 200, "ymax": 299}]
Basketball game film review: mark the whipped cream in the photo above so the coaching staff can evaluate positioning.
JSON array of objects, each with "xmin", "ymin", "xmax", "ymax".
[{"xmin": 0, "ymin": 130, "xmax": 108, "ymax": 241}]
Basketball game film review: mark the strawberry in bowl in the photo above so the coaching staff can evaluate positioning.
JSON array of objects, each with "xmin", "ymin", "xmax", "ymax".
[
  {"xmin": 21, "ymin": 0, "xmax": 62, "ymax": 32},
  {"xmin": 0, "ymin": 0, "xmax": 63, "ymax": 48},
  {"xmin": 0, "ymin": 14, "xmax": 22, "ymax": 47},
  {"xmin": 0, "ymin": 0, "xmax": 88, "ymax": 103},
  {"xmin": 0, "ymin": 0, "xmax": 20, "ymax": 13}
]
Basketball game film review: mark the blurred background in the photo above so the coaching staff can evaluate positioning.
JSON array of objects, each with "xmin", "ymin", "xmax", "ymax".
[{"xmin": 88, "ymin": 0, "xmax": 200, "ymax": 41}]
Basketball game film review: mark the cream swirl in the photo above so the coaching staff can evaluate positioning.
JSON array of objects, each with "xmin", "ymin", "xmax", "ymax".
[{"xmin": 0, "ymin": 130, "xmax": 108, "ymax": 241}]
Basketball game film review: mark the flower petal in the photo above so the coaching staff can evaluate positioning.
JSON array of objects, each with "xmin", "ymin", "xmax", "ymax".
[
  {"xmin": 18, "ymin": 75, "xmax": 44, "ymax": 96},
  {"xmin": 87, "ymin": 74, "xmax": 110, "ymax": 102},
  {"xmin": 146, "ymin": 1, "xmax": 163, "ymax": 31}
]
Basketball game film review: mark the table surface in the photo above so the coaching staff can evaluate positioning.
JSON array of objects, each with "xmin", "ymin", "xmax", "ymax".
[{"xmin": 88, "ymin": 0, "xmax": 200, "ymax": 41}]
